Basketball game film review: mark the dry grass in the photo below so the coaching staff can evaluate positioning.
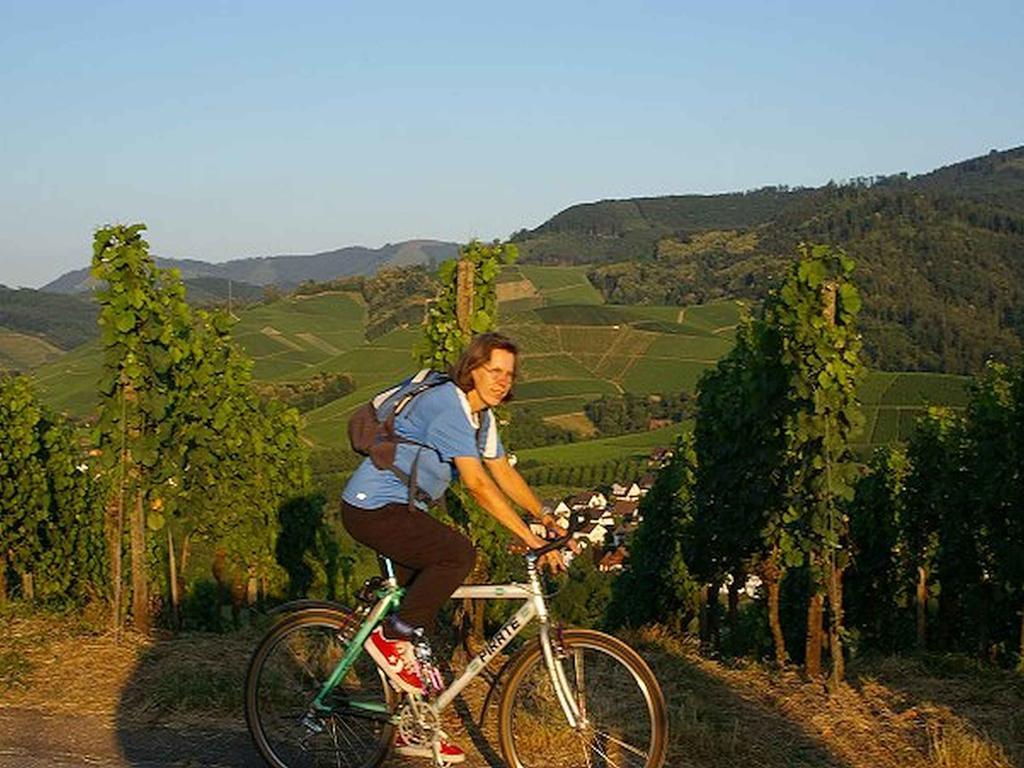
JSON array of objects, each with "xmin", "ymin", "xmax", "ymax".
[
  {"xmin": 543, "ymin": 410, "xmax": 599, "ymax": 438},
  {"xmin": 3, "ymin": 611, "xmax": 1023, "ymax": 767},
  {"xmin": 0, "ymin": 608, "xmax": 254, "ymax": 729},
  {"xmin": 627, "ymin": 627, "xmax": 1021, "ymax": 768}
]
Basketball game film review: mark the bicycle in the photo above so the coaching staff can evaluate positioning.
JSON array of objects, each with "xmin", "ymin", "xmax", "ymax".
[{"xmin": 244, "ymin": 512, "xmax": 668, "ymax": 768}]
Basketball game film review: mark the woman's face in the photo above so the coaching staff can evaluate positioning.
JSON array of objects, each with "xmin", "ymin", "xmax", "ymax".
[{"xmin": 469, "ymin": 348, "xmax": 516, "ymax": 408}]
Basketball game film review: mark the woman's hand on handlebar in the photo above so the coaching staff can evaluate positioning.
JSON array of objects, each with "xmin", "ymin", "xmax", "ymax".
[
  {"xmin": 520, "ymin": 531, "xmax": 569, "ymax": 574},
  {"xmin": 538, "ymin": 549, "xmax": 567, "ymax": 574},
  {"xmin": 518, "ymin": 532, "xmax": 566, "ymax": 573},
  {"xmin": 538, "ymin": 512, "xmax": 580, "ymax": 556}
]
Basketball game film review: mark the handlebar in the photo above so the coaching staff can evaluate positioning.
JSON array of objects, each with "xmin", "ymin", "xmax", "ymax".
[{"xmin": 528, "ymin": 510, "xmax": 589, "ymax": 559}]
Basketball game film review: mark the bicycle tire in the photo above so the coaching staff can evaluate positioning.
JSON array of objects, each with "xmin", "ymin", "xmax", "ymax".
[
  {"xmin": 497, "ymin": 628, "xmax": 668, "ymax": 768},
  {"xmin": 245, "ymin": 608, "xmax": 396, "ymax": 768}
]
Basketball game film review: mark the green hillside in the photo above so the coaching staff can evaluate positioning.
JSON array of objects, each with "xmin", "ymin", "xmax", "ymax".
[
  {"xmin": 0, "ymin": 328, "xmax": 67, "ymax": 372},
  {"xmin": 230, "ymin": 292, "xmax": 368, "ymax": 380},
  {"xmin": 30, "ymin": 341, "xmax": 103, "ymax": 415},
  {"xmin": 514, "ymin": 146, "xmax": 1024, "ymax": 375},
  {"xmin": 0, "ymin": 286, "xmax": 98, "ymax": 351},
  {"xmin": 513, "ymin": 188, "xmax": 814, "ymax": 265},
  {"xmin": 854, "ymin": 371, "xmax": 970, "ymax": 448},
  {"xmin": 29, "ymin": 266, "xmax": 971, "ymax": 488}
]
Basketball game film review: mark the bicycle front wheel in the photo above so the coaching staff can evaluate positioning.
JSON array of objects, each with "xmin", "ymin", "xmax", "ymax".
[
  {"xmin": 497, "ymin": 629, "xmax": 668, "ymax": 768},
  {"xmin": 245, "ymin": 609, "xmax": 396, "ymax": 768}
]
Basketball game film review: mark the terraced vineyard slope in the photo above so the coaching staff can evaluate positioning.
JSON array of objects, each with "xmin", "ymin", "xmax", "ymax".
[{"xmin": 30, "ymin": 266, "xmax": 969, "ymax": 481}]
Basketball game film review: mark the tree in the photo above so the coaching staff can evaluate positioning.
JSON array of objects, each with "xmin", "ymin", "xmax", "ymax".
[
  {"xmin": 0, "ymin": 374, "xmax": 49, "ymax": 601},
  {"xmin": 961, "ymin": 363, "xmax": 1015, "ymax": 656},
  {"xmin": 93, "ymin": 224, "xmax": 184, "ymax": 632},
  {"xmin": 0, "ymin": 375, "xmax": 105, "ymax": 604},
  {"xmin": 607, "ymin": 436, "xmax": 701, "ymax": 632},
  {"xmin": 1009, "ymin": 362, "xmax": 1024, "ymax": 666},
  {"xmin": 551, "ymin": 553, "xmax": 615, "ymax": 629},
  {"xmin": 693, "ymin": 310, "xmax": 791, "ymax": 662},
  {"xmin": 92, "ymin": 224, "xmax": 309, "ymax": 633},
  {"xmin": 767, "ymin": 244, "xmax": 864, "ymax": 684},
  {"xmin": 688, "ymin": 244, "xmax": 864, "ymax": 681},
  {"xmin": 902, "ymin": 408, "xmax": 965, "ymax": 651},
  {"xmin": 845, "ymin": 446, "xmax": 909, "ymax": 652}
]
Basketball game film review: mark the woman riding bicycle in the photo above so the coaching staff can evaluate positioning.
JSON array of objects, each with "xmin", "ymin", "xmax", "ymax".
[{"xmin": 340, "ymin": 332, "xmax": 565, "ymax": 761}]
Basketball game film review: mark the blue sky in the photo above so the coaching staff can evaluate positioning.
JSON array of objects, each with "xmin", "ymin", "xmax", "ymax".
[{"xmin": 2, "ymin": 0, "xmax": 1021, "ymax": 287}]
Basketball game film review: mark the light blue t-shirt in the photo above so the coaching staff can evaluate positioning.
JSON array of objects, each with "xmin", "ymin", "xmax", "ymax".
[{"xmin": 342, "ymin": 381, "xmax": 505, "ymax": 511}]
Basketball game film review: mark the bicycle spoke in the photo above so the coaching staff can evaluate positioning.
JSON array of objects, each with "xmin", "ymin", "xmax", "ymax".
[
  {"xmin": 578, "ymin": 735, "xmax": 595, "ymax": 768},
  {"xmin": 325, "ymin": 717, "xmax": 342, "ymax": 768},
  {"xmin": 591, "ymin": 730, "xmax": 648, "ymax": 760},
  {"xmin": 586, "ymin": 736, "xmax": 620, "ymax": 768}
]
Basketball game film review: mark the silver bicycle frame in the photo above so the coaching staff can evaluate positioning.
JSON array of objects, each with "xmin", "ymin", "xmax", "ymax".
[{"xmin": 433, "ymin": 555, "xmax": 581, "ymax": 728}]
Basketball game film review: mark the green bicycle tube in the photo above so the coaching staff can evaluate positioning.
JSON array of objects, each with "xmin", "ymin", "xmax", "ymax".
[{"xmin": 312, "ymin": 589, "xmax": 403, "ymax": 711}]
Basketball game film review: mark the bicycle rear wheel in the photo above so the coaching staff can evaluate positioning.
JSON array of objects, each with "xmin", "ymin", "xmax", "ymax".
[
  {"xmin": 497, "ymin": 629, "xmax": 667, "ymax": 768},
  {"xmin": 245, "ymin": 609, "xmax": 396, "ymax": 768}
]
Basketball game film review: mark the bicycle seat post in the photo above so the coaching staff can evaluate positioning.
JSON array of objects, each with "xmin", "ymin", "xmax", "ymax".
[{"xmin": 379, "ymin": 554, "xmax": 398, "ymax": 588}]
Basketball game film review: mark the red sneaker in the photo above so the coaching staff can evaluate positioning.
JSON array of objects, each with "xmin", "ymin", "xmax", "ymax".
[
  {"xmin": 394, "ymin": 730, "xmax": 466, "ymax": 763},
  {"xmin": 363, "ymin": 625, "xmax": 424, "ymax": 695}
]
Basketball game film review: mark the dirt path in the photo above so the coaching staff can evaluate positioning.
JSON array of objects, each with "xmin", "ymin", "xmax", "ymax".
[
  {"xmin": 0, "ymin": 707, "xmax": 262, "ymax": 767},
  {"xmin": 0, "ymin": 704, "xmax": 501, "ymax": 767}
]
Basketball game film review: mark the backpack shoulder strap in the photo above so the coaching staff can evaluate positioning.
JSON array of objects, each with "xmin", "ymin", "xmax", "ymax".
[{"xmin": 392, "ymin": 369, "xmax": 450, "ymax": 419}]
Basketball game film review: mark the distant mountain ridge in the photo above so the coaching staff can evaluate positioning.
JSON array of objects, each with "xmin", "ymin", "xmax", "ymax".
[
  {"xmin": 514, "ymin": 147, "xmax": 1024, "ymax": 264},
  {"xmin": 42, "ymin": 239, "xmax": 460, "ymax": 294}
]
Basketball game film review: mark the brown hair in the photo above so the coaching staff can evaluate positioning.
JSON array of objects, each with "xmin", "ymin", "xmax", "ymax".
[{"xmin": 450, "ymin": 332, "xmax": 519, "ymax": 400}]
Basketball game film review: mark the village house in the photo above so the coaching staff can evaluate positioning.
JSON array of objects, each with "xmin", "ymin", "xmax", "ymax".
[
  {"xmin": 610, "ymin": 498, "xmax": 639, "ymax": 523},
  {"xmin": 573, "ymin": 520, "xmax": 609, "ymax": 549},
  {"xmin": 598, "ymin": 547, "xmax": 628, "ymax": 572},
  {"xmin": 610, "ymin": 481, "xmax": 642, "ymax": 501},
  {"xmin": 568, "ymin": 490, "xmax": 608, "ymax": 511}
]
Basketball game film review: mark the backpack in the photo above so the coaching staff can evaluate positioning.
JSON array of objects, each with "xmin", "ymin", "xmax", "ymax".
[{"xmin": 347, "ymin": 369, "xmax": 463, "ymax": 509}]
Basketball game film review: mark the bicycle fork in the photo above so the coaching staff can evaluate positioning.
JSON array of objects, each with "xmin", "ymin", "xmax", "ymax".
[
  {"xmin": 527, "ymin": 555, "xmax": 584, "ymax": 732},
  {"xmin": 539, "ymin": 614, "xmax": 585, "ymax": 730}
]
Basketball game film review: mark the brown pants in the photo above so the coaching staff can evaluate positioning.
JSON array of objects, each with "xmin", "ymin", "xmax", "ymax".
[{"xmin": 341, "ymin": 501, "xmax": 476, "ymax": 632}]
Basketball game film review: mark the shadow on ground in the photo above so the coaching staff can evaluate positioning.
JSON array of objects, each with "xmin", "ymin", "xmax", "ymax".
[
  {"xmin": 847, "ymin": 653, "xmax": 1024, "ymax": 767},
  {"xmin": 114, "ymin": 626, "xmax": 265, "ymax": 767},
  {"xmin": 633, "ymin": 636, "xmax": 850, "ymax": 768}
]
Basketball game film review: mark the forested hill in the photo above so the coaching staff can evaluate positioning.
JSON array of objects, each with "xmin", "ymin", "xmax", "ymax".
[
  {"xmin": 42, "ymin": 239, "xmax": 459, "ymax": 294},
  {"xmin": 512, "ymin": 187, "xmax": 817, "ymax": 264},
  {"xmin": 0, "ymin": 278, "xmax": 266, "ymax": 364},
  {"xmin": 904, "ymin": 146, "xmax": 1024, "ymax": 211},
  {"xmin": 0, "ymin": 286, "xmax": 97, "ymax": 351},
  {"xmin": 514, "ymin": 146, "xmax": 1024, "ymax": 374}
]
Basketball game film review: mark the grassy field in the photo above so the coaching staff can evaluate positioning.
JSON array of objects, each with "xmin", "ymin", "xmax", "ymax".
[
  {"xmin": 519, "ymin": 264, "xmax": 603, "ymax": 303},
  {"xmin": 0, "ymin": 328, "xmax": 67, "ymax": 371},
  {"xmin": 30, "ymin": 340, "xmax": 102, "ymax": 415},
  {"xmin": 517, "ymin": 423, "xmax": 687, "ymax": 466},
  {"xmin": 854, "ymin": 372, "xmax": 970, "ymax": 448},
  {"xmin": 230, "ymin": 292, "xmax": 366, "ymax": 380}
]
